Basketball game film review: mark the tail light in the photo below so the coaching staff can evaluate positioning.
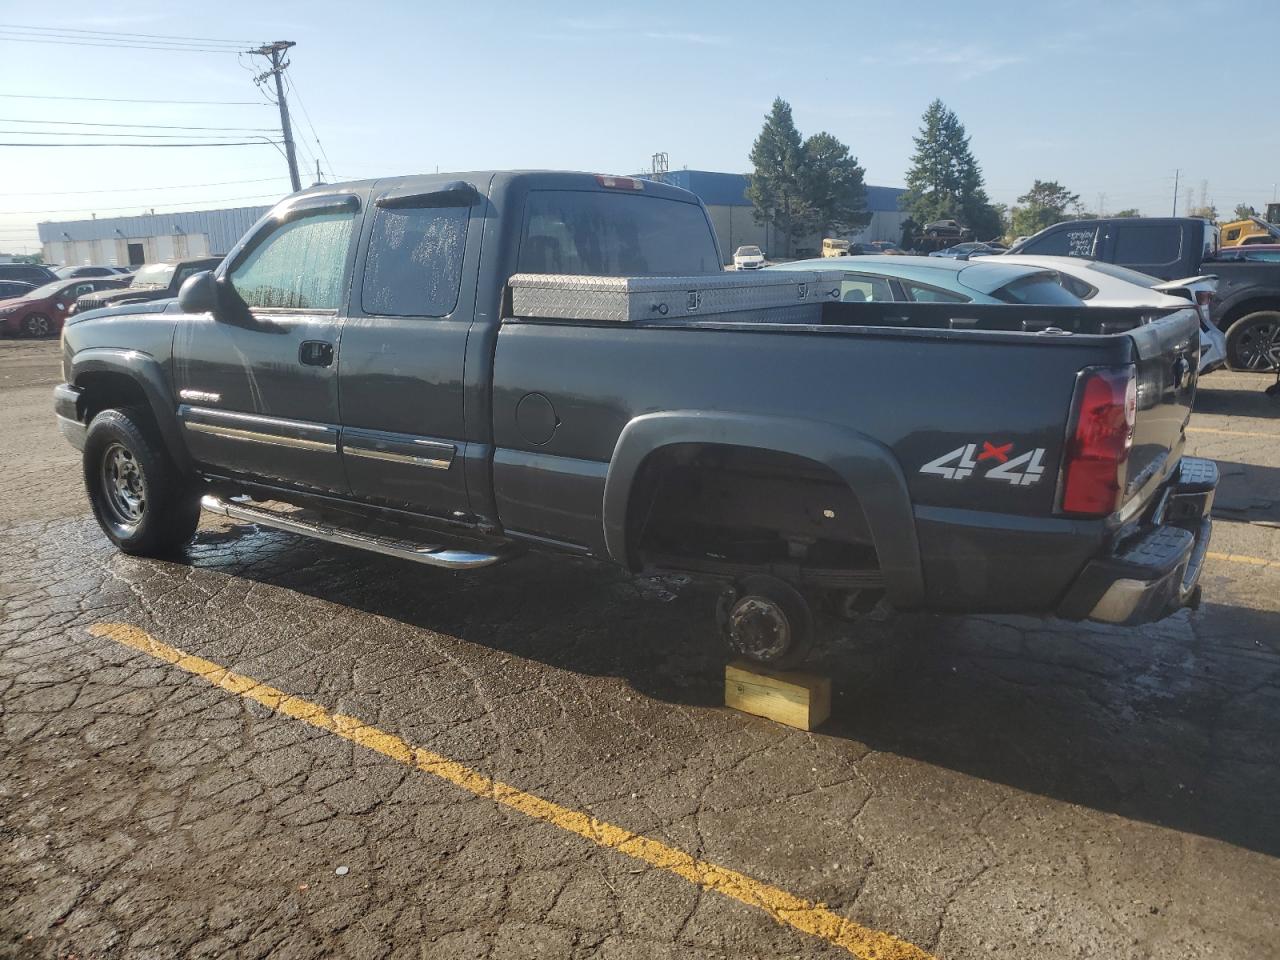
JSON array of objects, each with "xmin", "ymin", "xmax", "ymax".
[{"xmin": 1060, "ymin": 365, "xmax": 1137, "ymax": 516}]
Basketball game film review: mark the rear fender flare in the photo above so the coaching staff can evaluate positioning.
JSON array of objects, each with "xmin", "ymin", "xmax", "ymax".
[
  {"xmin": 602, "ymin": 411, "xmax": 924, "ymax": 608},
  {"xmin": 71, "ymin": 347, "xmax": 193, "ymax": 475}
]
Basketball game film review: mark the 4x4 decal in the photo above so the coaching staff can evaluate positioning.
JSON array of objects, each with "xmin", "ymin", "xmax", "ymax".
[{"xmin": 920, "ymin": 442, "xmax": 1047, "ymax": 486}]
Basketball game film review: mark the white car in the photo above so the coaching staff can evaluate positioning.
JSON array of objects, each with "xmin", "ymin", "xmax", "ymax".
[
  {"xmin": 997, "ymin": 255, "xmax": 1227, "ymax": 374},
  {"xmin": 732, "ymin": 245, "xmax": 766, "ymax": 270}
]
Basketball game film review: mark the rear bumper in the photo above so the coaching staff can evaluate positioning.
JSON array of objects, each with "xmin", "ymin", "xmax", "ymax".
[{"xmin": 1057, "ymin": 457, "xmax": 1217, "ymax": 625}]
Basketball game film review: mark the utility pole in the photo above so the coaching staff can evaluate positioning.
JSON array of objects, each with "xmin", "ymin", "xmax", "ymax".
[
  {"xmin": 1171, "ymin": 168, "xmax": 1179, "ymax": 217},
  {"xmin": 249, "ymin": 40, "xmax": 301, "ymax": 193}
]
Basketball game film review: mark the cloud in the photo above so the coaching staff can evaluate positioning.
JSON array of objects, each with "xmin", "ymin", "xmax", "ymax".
[
  {"xmin": 641, "ymin": 30, "xmax": 729, "ymax": 46},
  {"xmin": 863, "ymin": 43, "xmax": 1025, "ymax": 80},
  {"xmin": 552, "ymin": 18, "xmax": 730, "ymax": 47}
]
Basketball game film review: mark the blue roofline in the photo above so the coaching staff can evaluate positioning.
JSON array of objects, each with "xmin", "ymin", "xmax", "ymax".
[{"xmin": 640, "ymin": 169, "xmax": 905, "ymax": 213}]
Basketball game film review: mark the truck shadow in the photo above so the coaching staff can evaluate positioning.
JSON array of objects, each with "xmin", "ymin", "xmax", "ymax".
[
  {"xmin": 186, "ymin": 526, "xmax": 1280, "ymax": 858},
  {"xmin": 1194, "ymin": 378, "xmax": 1280, "ymax": 418},
  {"xmin": 1211, "ymin": 460, "xmax": 1280, "ymax": 524}
]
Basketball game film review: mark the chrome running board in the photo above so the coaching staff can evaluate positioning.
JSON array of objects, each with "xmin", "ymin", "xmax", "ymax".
[{"xmin": 200, "ymin": 495, "xmax": 509, "ymax": 570}]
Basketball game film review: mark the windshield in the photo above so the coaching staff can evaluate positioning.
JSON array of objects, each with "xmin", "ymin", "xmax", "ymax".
[
  {"xmin": 992, "ymin": 273, "xmax": 1084, "ymax": 305},
  {"xmin": 1084, "ymin": 260, "xmax": 1161, "ymax": 288},
  {"xmin": 128, "ymin": 263, "xmax": 176, "ymax": 287},
  {"xmin": 519, "ymin": 191, "xmax": 720, "ymax": 276},
  {"xmin": 737, "ymin": 246, "xmax": 762, "ymax": 256}
]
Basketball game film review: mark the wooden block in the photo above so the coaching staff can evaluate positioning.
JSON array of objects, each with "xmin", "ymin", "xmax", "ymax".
[{"xmin": 724, "ymin": 660, "xmax": 831, "ymax": 731}]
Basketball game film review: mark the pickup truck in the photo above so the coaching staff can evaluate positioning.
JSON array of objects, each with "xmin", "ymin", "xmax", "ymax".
[
  {"xmin": 53, "ymin": 171, "xmax": 1217, "ymax": 668},
  {"xmin": 72, "ymin": 256, "xmax": 223, "ymax": 315},
  {"xmin": 1008, "ymin": 216, "xmax": 1280, "ymax": 370}
]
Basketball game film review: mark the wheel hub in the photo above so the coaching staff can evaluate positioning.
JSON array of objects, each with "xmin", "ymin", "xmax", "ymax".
[
  {"xmin": 101, "ymin": 443, "xmax": 147, "ymax": 525},
  {"xmin": 726, "ymin": 596, "xmax": 791, "ymax": 663}
]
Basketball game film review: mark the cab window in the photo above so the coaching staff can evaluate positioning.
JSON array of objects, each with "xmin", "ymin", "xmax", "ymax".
[
  {"xmin": 1022, "ymin": 225, "xmax": 1099, "ymax": 258},
  {"xmin": 839, "ymin": 274, "xmax": 893, "ymax": 302},
  {"xmin": 228, "ymin": 211, "xmax": 355, "ymax": 310},
  {"xmin": 362, "ymin": 205, "xmax": 469, "ymax": 317},
  {"xmin": 901, "ymin": 281, "xmax": 968, "ymax": 303}
]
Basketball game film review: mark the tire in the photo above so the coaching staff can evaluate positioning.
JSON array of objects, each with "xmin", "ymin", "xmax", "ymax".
[
  {"xmin": 1225, "ymin": 310, "xmax": 1280, "ymax": 371},
  {"xmin": 718, "ymin": 574, "xmax": 814, "ymax": 670},
  {"xmin": 21, "ymin": 313, "xmax": 52, "ymax": 338},
  {"xmin": 83, "ymin": 407, "xmax": 201, "ymax": 556}
]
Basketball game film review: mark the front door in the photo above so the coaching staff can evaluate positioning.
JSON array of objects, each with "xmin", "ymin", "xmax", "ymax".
[
  {"xmin": 336, "ymin": 180, "xmax": 479, "ymax": 519},
  {"xmin": 173, "ymin": 200, "xmax": 359, "ymax": 494}
]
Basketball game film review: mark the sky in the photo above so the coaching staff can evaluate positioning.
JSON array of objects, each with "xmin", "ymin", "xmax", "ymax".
[{"xmin": 3, "ymin": 0, "xmax": 1279, "ymax": 254}]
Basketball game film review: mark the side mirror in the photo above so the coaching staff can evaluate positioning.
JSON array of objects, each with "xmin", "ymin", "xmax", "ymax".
[{"xmin": 178, "ymin": 270, "xmax": 219, "ymax": 315}]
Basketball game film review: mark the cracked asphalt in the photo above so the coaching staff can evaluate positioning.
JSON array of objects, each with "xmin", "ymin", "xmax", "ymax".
[{"xmin": 2, "ymin": 338, "xmax": 1279, "ymax": 959}]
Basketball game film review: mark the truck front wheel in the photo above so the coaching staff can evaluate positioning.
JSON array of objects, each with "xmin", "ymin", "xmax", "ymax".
[{"xmin": 83, "ymin": 408, "xmax": 200, "ymax": 556}]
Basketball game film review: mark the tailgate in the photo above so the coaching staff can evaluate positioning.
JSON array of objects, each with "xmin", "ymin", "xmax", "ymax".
[{"xmin": 1123, "ymin": 306, "xmax": 1199, "ymax": 512}]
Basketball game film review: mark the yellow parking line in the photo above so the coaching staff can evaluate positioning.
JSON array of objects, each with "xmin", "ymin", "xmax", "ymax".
[
  {"xmin": 86, "ymin": 622, "xmax": 935, "ymax": 960},
  {"xmin": 1187, "ymin": 427, "xmax": 1279, "ymax": 439},
  {"xmin": 1207, "ymin": 550, "xmax": 1280, "ymax": 570}
]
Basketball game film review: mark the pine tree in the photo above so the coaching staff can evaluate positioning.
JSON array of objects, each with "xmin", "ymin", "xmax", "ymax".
[
  {"xmin": 799, "ymin": 132, "xmax": 870, "ymax": 238},
  {"xmin": 747, "ymin": 98, "xmax": 809, "ymax": 256},
  {"xmin": 901, "ymin": 100, "xmax": 1002, "ymax": 240}
]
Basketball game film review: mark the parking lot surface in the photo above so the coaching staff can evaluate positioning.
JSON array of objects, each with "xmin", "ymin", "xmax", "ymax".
[{"xmin": 2, "ymin": 338, "xmax": 1278, "ymax": 959}]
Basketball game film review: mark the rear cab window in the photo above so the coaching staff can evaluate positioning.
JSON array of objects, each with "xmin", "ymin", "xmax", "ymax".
[
  {"xmin": 519, "ymin": 190, "xmax": 721, "ymax": 276},
  {"xmin": 991, "ymin": 273, "xmax": 1084, "ymax": 305}
]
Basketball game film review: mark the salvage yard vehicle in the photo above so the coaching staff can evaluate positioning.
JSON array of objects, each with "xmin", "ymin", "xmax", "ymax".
[
  {"xmin": 732, "ymin": 245, "xmax": 766, "ymax": 269},
  {"xmin": 0, "ymin": 276, "xmax": 128, "ymax": 337},
  {"xmin": 54, "ymin": 171, "xmax": 1216, "ymax": 668},
  {"xmin": 72, "ymin": 256, "xmax": 222, "ymax": 314},
  {"xmin": 1010, "ymin": 216, "xmax": 1280, "ymax": 370},
  {"xmin": 997, "ymin": 255, "xmax": 1228, "ymax": 373},
  {"xmin": 766, "ymin": 254, "xmax": 1087, "ymax": 305}
]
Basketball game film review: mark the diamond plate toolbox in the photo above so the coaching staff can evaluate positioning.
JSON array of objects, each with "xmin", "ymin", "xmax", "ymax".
[{"xmin": 509, "ymin": 271, "xmax": 845, "ymax": 323}]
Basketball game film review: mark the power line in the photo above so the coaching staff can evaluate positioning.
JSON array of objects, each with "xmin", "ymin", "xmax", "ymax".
[
  {"xmin": 0, "ymin": 33, "xmax": 246, "ymax": 54},
  {"xmin": 4, "ymin": 23, "xmax": 255, "ymax": 44},
  {"xmin": 5, "ymin": 192, "xmax": 284, "ymax": 216},
  {"xmin": 0, "ymin": 176, "xmax": 287, "ymax": 197},
  {"xmin": 0, "ymin": 93, "xmax": 269, "ymax": 106},
  {"xmin": 0, "ymin": 141, "xmax": 281, "ymax": 148},
  {"xmin": 0, "ymin": 117, "xmax": 277, "ymax": 132},
  {"xmin": 285, "ymin": 76, "xmax": 334, "ymax": 181},
  {"xmin": 0, "ymin": 129, "xmax": 283, "ymax": 139}
]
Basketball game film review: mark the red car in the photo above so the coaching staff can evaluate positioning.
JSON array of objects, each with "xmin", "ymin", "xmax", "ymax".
[{"xmin": 0, "ymin": 277, "xmax": 128, "ymax": 338}]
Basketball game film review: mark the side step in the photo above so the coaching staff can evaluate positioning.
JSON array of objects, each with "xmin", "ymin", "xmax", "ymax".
[{"xmin": 200, "ymin": 495, "xmax": 510, "ymax": 570}]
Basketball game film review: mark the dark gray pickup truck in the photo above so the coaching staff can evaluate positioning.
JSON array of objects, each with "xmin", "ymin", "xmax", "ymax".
[{"xmin": 54, "ymin": 171, "xmax": 1217, "ymax": 667}]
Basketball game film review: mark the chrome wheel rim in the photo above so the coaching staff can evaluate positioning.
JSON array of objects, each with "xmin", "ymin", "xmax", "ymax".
[
  {"xmin": 1238, "ymin": 317, "xmax": 1280, "ymax": 370},
  {"xmin": 101, "ymin": 442, "xmax": 147, "ymax": 526}
]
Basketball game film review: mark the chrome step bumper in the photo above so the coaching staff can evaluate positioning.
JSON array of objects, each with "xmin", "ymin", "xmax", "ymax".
[{"xmin": 200, "ymin": 495, "xmax": 509, "ymax": 570}]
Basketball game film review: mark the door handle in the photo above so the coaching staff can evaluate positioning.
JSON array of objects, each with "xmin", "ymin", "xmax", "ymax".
[{"xmin": 299, "ymin": 341, "xmax": 334, "ymax": 367}]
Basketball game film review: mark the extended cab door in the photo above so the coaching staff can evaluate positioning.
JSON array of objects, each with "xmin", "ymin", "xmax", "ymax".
[
  {"xmin": 172, "ymin": 195, "xmax": 361, "ymax": 493},
  {"xmin": 335, "ymin": 178, "xmax": 483, "ymax": 520}
]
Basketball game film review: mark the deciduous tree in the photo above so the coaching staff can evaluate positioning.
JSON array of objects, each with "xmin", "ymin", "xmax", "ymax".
[{"xmin": 1009, "ymin": 180, "xmax": 1081, "ymax": 238}]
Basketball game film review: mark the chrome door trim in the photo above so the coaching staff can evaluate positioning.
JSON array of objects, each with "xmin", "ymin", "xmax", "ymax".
[
  {"xmin": 341, "ymin": 428, "xmax": 455, "ymax": 471},
  {"xmin": 179, "ymin": 405, "xmax": 339, "ymax": 452}
]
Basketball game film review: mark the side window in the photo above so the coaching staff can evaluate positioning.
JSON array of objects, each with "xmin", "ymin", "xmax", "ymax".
[
  {"xmin": 73, "ymin": 283, "xmax": 95, "ymax": 297},
  {"xmin": 1023, "ymin": 225, "xmax": 1098, "ymax": 258},
  {"xmin": 228, "ymin": 211, "xmax": 355, "ymax": 310},
  {"xmin": 901, "ymin": 281, "xmax": 969, "ymax": 303},
  {"xmin": 1113, "ymin": 225, "xmax": 1181, "ymax": 266},
  {"xmin": 1056, "ymin": 273, "xmax": 1096, "ymax": 299},
  {"xmin": 839, "ymin": 274, "xmax": 893, "ymax": 302},
  {"xmin": 362, "ymin": 205, "xmax": 469, "ymax": 317},
  {"xmin": 1224, "ymin": 227, "xmax": 1241, "ymax": 242}
]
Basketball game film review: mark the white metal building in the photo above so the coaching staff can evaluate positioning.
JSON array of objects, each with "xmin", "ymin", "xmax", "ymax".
[{"xmin": 38, "ymin": 205, "xmax": 272, "ymax": 268}]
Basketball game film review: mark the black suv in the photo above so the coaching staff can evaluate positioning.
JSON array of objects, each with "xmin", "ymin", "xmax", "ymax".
[{"xmin": 0, "ymin": 263, "xmax": 58, "ymax": 286}]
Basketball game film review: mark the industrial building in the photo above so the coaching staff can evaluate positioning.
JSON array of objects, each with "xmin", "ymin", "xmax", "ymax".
[
  {"xmin": 649, "ymin": 170, "xmax": 907, "ymax": 261},
  {"xmin": 38, "ymin": 205, "xmax": 271, "ymax": 269},
  {"xmin": 36, "ymin": 171, "xmax": 906, "ymax": 269}
]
